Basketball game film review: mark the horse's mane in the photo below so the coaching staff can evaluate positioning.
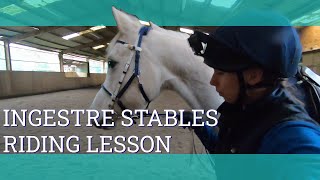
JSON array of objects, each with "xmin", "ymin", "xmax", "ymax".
[
  {"xmin": 162, "ymin": 29, "xmax": 190, "ymax": 39},
  {"xmin": 151, "ymin": 26, "xmax": 190, "ymax": 40},
  {"xmin": 149, "ymin": 25, "xmax": 205, "ymax": 65}
]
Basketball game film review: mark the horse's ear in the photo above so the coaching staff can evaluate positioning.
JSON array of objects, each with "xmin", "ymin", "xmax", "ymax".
[
  {"xmin": 150, "ymin": 22, "xmax": 163, "ymax": 31},
  {"xmin": 112, "ymin": 6, "xmax": 140, "ymax": 34}
]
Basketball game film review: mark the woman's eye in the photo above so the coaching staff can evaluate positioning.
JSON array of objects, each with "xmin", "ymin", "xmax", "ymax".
[{"xmin": 108, "ymin": 59, "xmax": 118, "ymax": 68}]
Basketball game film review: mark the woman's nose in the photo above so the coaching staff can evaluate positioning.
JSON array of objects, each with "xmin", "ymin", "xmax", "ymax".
[{"xmin": 210, "ymin": 73, "xmax": 218, "ymax": 86}]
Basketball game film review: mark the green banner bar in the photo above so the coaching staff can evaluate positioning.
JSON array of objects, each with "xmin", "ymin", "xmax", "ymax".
[
  {"xmin": 0, "ymin": 0, "xmax": 320, "ymax": 26},
  {"xmin": 1, "ymin": 154, "xmax": 320, "ymax": 180}
]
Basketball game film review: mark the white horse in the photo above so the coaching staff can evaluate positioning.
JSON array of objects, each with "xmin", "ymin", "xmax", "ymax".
[{"xmin": 90, "ymin": 7, "xmax": 223, "ymax": 123}]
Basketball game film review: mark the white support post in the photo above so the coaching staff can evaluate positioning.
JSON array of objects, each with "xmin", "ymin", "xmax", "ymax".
[
  {"xmin": 4, "ymin": 40, "xmax": 12, "ymax": 71},
  {"xmin": 86, "ymin": 57, "xmax": 90, "ymax": 76},
  {"xmin": 59, "ymin": 52, "xmax": 64, "ymax": 72}
]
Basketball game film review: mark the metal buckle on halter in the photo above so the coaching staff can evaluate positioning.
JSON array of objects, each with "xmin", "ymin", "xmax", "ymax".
[
  {"xmin": 124, "ymin": 63, "xmax": 130, "ymax": 70},
  {"xmin": 137, "ymin": 75, "xmax": 142, "ymax": 84},
  {"xmin": 125, "ymin": 44, "xmax": 134, "ymax": 50},
  {"xmin": 125, "ymin": 44, "xmax": 142, "ymax": 51},
  {"xmin": 134, "ymin": 47, "xmax": 142, "ymax": 51}
]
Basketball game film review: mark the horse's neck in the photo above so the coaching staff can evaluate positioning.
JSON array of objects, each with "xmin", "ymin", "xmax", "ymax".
[{"xmin": 158, "ymin": 36, "xmax": 223, "ymax": 111}]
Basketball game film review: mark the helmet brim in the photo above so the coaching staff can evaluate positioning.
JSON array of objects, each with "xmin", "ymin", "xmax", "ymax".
[{"xmin": 203, "ymin": 37, "xmax": 254, "ymax": 72}]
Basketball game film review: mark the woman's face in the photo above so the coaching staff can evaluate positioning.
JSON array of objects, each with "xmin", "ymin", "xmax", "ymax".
[
  {"xmin": 210, "ymin": 67, "xmax": 265, "ymax": 104},
  {"xmin": 210, "ymin": 69, "xmax": 240, "ymax": 104}
]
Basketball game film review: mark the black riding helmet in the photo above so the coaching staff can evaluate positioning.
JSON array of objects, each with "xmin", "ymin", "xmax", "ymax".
[
  {"xmin": 188, "ymin": 11, "xmax": 302, "ymax": 78},
  {"xmin": 188, "ymin": 10, "xmax": 302, "ymax": 104}
]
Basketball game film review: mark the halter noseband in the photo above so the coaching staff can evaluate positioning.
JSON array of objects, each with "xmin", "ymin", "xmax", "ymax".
[{"xmin": 101, "ymin": 26, "xmax": 151, "ymax": 111}]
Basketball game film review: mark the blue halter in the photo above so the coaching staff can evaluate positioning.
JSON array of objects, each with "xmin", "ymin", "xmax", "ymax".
[{"xmin": 101, "ymin": 26, "xmax": 151, "ymax": 110}]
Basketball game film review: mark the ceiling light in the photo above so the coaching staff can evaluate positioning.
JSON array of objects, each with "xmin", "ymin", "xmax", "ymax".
[
  {"xmin": 90, "ymin": 26, "xmax": 106, "ymax": 31},
  {"xmin": 92, "ymin": 45, "xmax": 106, "ymax": 50},
  {"xmin": 62, "ymin": 33, "xmax": 80, "ymax": 40},
  {"xmin": 63, "ymin": 26, "xmax": 106, "ymax": 40},
  {"xmin": 180, "ymin": 28, "xmax": 194, "ymax": 34}
]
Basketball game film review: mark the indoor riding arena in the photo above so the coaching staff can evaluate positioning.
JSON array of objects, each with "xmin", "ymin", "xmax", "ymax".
[
  {"xmin": 0, "ymin": 26, "xmax": 319, "ymax": 154},
  {"xmin": 0, "ymin": 26, "xmax": 208, "ymax": 154}
]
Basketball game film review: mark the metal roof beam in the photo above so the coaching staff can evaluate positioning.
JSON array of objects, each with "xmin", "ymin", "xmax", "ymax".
[
  {"xmin": 8, "ymin": 26, "xmax": 62, "ymax": 43},
  {"xmin": 62, "ymin": 39, "xmax": 109, "ymax": 54}
]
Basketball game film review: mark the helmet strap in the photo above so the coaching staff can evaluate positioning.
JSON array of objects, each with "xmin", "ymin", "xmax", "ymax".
[
  {"xmin": 235, "ymin": 72, "xmax": 281, "ymax": 106},
  {"xmin": 236, "ymin": 71, "xmax": 248, "ymax": 106}
]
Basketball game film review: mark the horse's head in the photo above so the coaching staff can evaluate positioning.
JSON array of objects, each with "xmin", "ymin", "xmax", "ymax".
[
  {"xmin": 90, "ymin": 7, "xmax": 224, "ymax": 127},
  {"xmin": 90, "ymin": 7, "xmax": 162, "ymax": 122}
]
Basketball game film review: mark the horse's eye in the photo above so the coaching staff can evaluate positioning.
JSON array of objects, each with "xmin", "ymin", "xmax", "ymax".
[{"xmin": 108, "ymin": 59, "xmax": 118, "ymax": 68}]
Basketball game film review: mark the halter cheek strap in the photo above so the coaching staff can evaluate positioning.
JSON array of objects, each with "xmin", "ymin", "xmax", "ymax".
[{"xmin": 101, "ymin": 26, "xmax": 152, "ymax": 110}]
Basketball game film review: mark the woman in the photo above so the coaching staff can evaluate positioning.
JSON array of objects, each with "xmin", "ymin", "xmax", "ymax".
[{"xmin": 186, "ymin": 13, "xmax": 320, "ymax": 154}]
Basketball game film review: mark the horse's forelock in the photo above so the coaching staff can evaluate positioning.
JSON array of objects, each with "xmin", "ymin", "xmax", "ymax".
[{"xmin": 106, "ymin": 33, "xmax": 121, "ymax": 55}]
